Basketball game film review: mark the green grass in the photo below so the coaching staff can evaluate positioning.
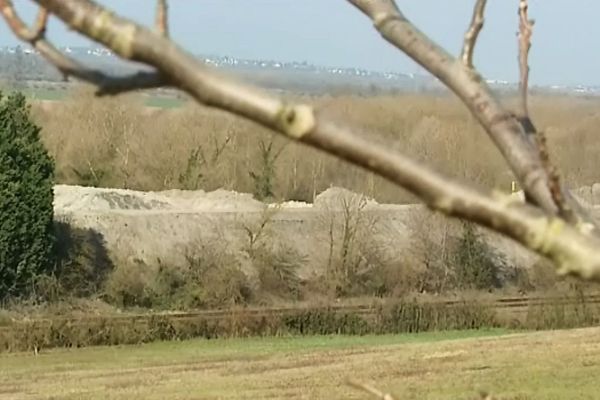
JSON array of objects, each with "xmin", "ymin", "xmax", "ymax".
[
  {"xmin": 17, "ymin": 87, "xmax": 186, "ymax": 108},
  {"xmin": 2, "ymin": 329, "xmax": 508, "ymax": 370},
  {"xmin": 23, "ymin": 88, "xmax": 67, "ymax": 101},
  {"xmin": 5, "ymin": 327, "xmax": 600, "ymax": 399},
  {"xmin": 144, "ymin": 96, "xmax": 186, "ymax": 108}
]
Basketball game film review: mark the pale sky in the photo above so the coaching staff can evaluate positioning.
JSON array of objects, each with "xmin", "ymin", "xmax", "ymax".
[{"xmin": 1, "ymin": 0, "xmax": 597, "ymax": 86}]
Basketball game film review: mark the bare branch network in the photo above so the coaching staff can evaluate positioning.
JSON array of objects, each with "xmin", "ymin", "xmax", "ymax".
[{"xmin": 1, "ymin": 1, "xmax": 599, "ymax": 280}]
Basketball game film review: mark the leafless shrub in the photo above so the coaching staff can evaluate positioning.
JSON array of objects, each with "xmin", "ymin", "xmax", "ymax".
[
  {"xmin": 103, "ymin": 258, "xmax": 157, "ymax": 308},
  {"xmin": 316, "ymin": 192, "xmax": 412, "ymax": 298},
  {"xmin": 241, "ymin": 205, "xmax": 306, "ymax": 303},
  {"xmin": 179, "ymin": 243, "xmax": 252, "ymax": 309},
  {"xmin": 104, "ymin": 238, "xmax": 252, "ymax": 310},
  {"xmin": 406, "ymin": 207, "xmax": 457, "ymax": 294}
]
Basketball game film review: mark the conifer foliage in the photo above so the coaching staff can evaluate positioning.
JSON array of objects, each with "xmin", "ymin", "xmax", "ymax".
[{"xmin": 0, "ymin": 92, "xmax": 55, "ymax": 299}]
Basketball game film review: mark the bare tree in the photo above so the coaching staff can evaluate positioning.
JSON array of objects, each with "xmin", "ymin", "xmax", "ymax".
[{"xmin": 1, "ymin": 0, "xmax": 600, "ymax": 283}]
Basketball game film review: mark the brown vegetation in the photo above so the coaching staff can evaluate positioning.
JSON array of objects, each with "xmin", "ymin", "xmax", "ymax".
[
  {"xmin": 21, "ymin": 90, "xmax": 600, "ymax": 313},
  {"xmin": 2, "ymin": 290, "xmax": 599, "ymax": 353},
  {"xmin": 31, "ymin": 90, "xmax": 600, "ymax": 204}
]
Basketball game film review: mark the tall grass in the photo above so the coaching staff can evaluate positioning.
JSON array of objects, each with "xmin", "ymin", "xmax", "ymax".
[
  {"xmin": 0, "ymin": 299, "xmax": 498, "ymax": 352},
  {"xmin": 3, "ymin": 291, "xmax": 599, "ymax": 353}
]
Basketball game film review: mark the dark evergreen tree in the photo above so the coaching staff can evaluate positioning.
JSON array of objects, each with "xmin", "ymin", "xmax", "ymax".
[{"xmin": 0, "ymin": 91, "xmax": 55, "ymax": 299}]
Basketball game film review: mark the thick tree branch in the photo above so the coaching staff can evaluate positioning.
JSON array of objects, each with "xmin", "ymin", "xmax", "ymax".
[
  {"xmin": 21, "ymin": 0, "xmax": 600, "ymax": 281},
  {"xmin": 461, "ymin": 0, "xmax": 487, "ymax": 68},
  {"xmin": 156, "ymin": 0, "xmax": 169, "ymax": 37},
  {"xmin": 348, "ymin": 0, "xmax": 600, "ymax": 237},
  {"xmin": 34, "ymin": 38, "xmax": 167, "ymax": 94},
  {"xmin": 0, "ymin": 0, "xmax": 166, "ymax": 95},
  {"xmin": 346, "ymin": 0, "xmax": 557, "ymax": 214}
]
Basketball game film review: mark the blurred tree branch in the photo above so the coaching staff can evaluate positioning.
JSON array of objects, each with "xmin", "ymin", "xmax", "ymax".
[
  {"xmin": 461, "ymin": 0, "xmax": 487, "ymax": 68},
  {"xmin": 0, "ymin": 0, "xmax": 166, "ymax": 94},
  {"xmin": 346, "ymin": 0, "xmax": 594, "ymax": 232},
  {"xmin": 2, "ymin": 0, "xmax": 600, "ymax": 281}
]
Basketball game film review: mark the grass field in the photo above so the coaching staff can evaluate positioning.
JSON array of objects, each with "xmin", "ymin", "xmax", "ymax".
[
  {"xmin": 19, "ymin": 87, "xmax": 186, "ymax": 108},
  {"xmin": 2, "ymin": 327, "xmax": 599, "ymax": 399},
  {"xmin": 23, "ymin": 88, "xmax": 67, "ymax": 101}
]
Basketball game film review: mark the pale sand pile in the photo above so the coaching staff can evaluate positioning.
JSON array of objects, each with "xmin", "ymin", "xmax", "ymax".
[
  {"xmin": 53, "ymin": 184, "xmax": 267, "ymax": 213},
  {"xmin": 51, "ymin": 184, "xmax": 600, "ymax": 278},
  {"xmin": 53, "ymin": 185, "xmax": 387, "ymax": 214}
]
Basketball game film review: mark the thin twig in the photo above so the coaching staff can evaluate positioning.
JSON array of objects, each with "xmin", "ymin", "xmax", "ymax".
[
  {"xmin": 30, "ymin": 5, "xmax": 48, "ymax": 38},
  {"xmin": 347, "ymin": 379, "xmax": 396, "ymax": 400},
  {"xmin": 514, "ymin": 0, "xmax": 597, "ymax": 232},
  {"xmin": 517, "ymin": 0, "xmax": 534, "ymax": 119},
  {"xmin": 0, "ymin": 0, "xmax": 167, "ymax": 95},
  {"xmin": 513, "ymin": 0, "xmax": 539, "ymax": 210},
  {"xmin": 0, "ymin": 0, "xmax": 47, "ymax": 41},
  {"xmin": 156, "ymin": 0, "xmax": 169, "ymax": 37},
  {"xmin": 461, "ymin": 0, "xmax": 487, "ymax": 68}
]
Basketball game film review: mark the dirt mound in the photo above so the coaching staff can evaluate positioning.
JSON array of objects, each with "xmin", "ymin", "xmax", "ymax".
[
  {"xmin": 54, "ymin": 185, "xmax": 266, "ymax": 213},
  {"xmin": 52, "ymin": 184, "xmax": 600, "ymax": 282},
  {"xmin": 313, "ymin": 186, "xmax": 378, "ymax": 210},
  {"xmin": 571, "ymin": 183, "xmax": 600, "ymax": 208}
]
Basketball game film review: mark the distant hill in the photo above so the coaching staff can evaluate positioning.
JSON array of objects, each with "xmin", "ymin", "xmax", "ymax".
[{"xmin": 1, "ymin": 45, "xmax": 599, "ymax": 97}]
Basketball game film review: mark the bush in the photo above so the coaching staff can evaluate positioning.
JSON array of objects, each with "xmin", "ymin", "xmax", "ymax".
[
  {"xmin": 249, "ymin": 139, "xmax": 284, "ymax": 201},
  {"xmin": 451, "ymin": 222, "xmax": 502, "ymax": 290},
  {"xmin": 52, "ymin": 220, "xmax": 114, "ymax": 298},
  {"xmin": 0, "ymin": 298, "xmax": 500, "ymax": 352},
  {"xmin": 103, "ymin": 241, "xmax": 253, "ymax": 310},
  {"xmin": 0, "ymin": 92, "xmax": 55, "ymax": 299},
  {"xmin": 177, "ymin": 245, "xmax": 253, "ymax": 309},
  {"xmin": 103, "ymin": 259, "xmax": 157, "ymax": 308},
  {"xmin": 254, "ymin": 243, "xmax": 304, "ymax": 301},
  {"xmin": 525, "ymin": 290, "xmax": 600, "ymax": 330}
]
